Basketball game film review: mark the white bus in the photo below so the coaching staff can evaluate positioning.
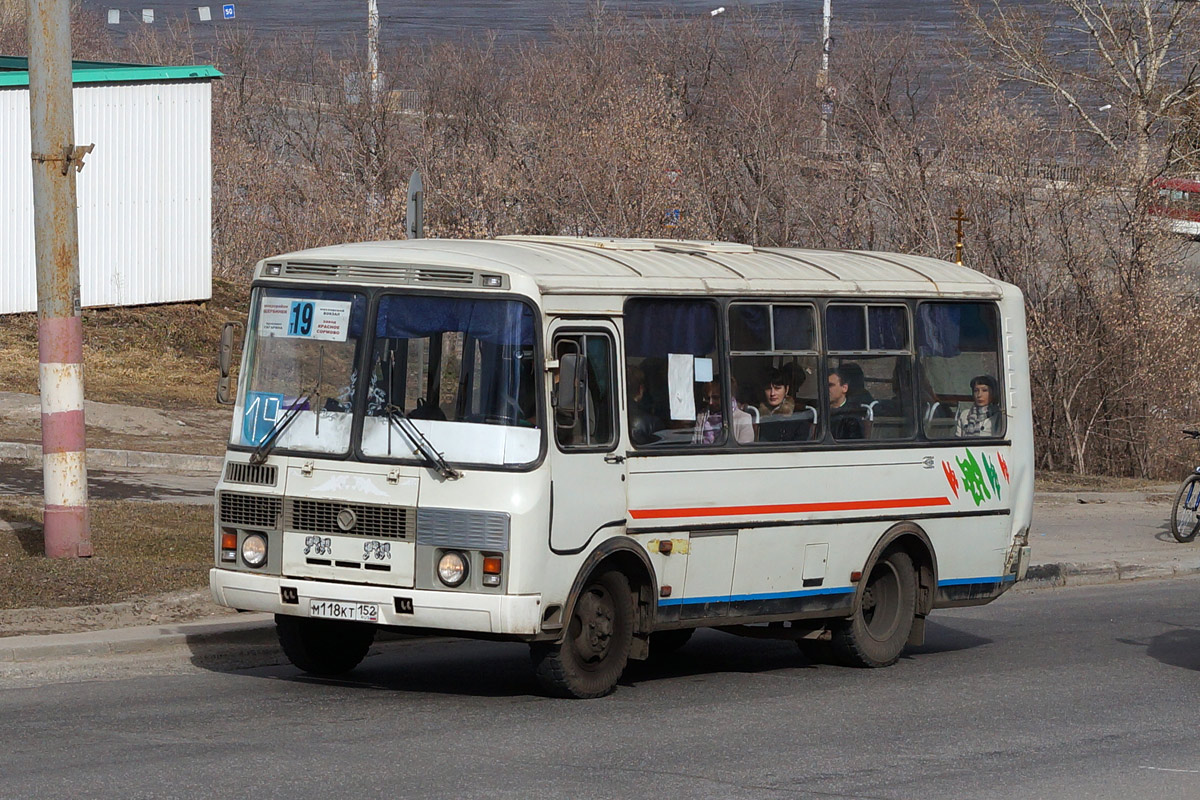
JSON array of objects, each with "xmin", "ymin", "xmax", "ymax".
[{"xmin": 210, "ymin": 236, "xmax": 1033, "ymax": 698}]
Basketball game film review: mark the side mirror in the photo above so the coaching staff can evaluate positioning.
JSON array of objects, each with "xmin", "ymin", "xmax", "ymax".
[
  {"xmin": 217, "ymin": 321, "xmax": 243, "ymax": 405},
  {"xmin": 554, "ymin": 353, "xmax": 587, "ymax": 427}
]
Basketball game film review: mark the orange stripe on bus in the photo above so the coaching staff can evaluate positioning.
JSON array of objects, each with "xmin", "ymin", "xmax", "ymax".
[{"xmin": 628, "ymin": 496, "xmax": 953, "ymax": 520}]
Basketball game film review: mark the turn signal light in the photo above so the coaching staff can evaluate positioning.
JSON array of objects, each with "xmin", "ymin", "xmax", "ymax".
[
  {"xmin": 220, "ymin": 529, "xmax": 237, "ymax": 562},
  {"xmin": 482, "ymin": 555, "xmax": 502, "ymax": 586}
]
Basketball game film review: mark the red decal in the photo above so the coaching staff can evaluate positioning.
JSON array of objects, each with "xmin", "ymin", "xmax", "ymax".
[
  {"xmin": 997, "ymin": 452, "xmax": 1010, "ymax": 483},
  {"xmin": 628, "ymin": 496, "xmax": 952, "ymax": 521},
  {"xmin": 942, "ymin": 460, "xmax": 960, "ymax": 498}
]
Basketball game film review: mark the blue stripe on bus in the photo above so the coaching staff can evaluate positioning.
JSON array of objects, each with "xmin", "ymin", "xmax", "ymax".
[
  {"xmin": 660, "ymin": 575, "xmax": 1014, "ymax": 607},
  {"xmin": 658, "ymin": 586, "xmax": 855, "ymax": 607},
  {"xmin": 938, "ymin": 575, "xmax": 1015, "ymax": 587}
]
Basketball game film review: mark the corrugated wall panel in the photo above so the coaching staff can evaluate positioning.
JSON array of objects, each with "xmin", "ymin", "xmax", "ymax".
[
  {"xmin": 0, "ymin": 80, "xmax": 212, "ymax": 315},
  {"xmin": 0, "ymin": 88, "xmax": 37, "ymax": 314}
]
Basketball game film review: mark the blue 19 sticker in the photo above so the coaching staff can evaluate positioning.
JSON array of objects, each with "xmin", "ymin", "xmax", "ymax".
[
  {"xmin": 243, "ymin": 391, "xmax": 283, "ymax": 445},
  {"xmin": 287, "ymin": 300, "xmax": 315, "ymax": 337}
]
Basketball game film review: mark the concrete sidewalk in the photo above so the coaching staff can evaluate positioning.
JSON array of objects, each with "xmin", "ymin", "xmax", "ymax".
[{"xmin": 1, "ymin": 434, "xmax": 1197, "ymax": 668}]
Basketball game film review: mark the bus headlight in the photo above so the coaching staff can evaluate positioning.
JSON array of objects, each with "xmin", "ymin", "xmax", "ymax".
[
  {"xmin": 437, "ymin": 551, "xmax": 468, "ymax": 587},
  {"xmin": 241, "ymin": 533, "xmax": 268, "ymax": 568}
]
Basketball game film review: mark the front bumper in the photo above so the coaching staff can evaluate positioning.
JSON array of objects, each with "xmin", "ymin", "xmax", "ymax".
[{"xmin": 210, "ymin": 568, "xmax": 543, "ymax": 636}]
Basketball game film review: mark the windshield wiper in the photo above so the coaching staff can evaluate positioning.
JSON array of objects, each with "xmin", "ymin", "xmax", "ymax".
[
  {"xmin": 384, "ymin": 404, "xmax": 462, "ymax": 480},
  {"xmin": 249, "ymin": 388, "xmax": 316, "ymax": 465}
]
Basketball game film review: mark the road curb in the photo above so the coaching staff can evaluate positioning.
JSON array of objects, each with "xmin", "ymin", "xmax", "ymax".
[
  {"xmin": 0, "ymin": 613, "xmax": 276, "ymax": 663},
  {"xmin": 0, "ymin": 441, "xmax": 222, "ymax": 472},
  {"xmin": 1021, "ymin": 559, "xmax": 1200, "ymax": 589}
]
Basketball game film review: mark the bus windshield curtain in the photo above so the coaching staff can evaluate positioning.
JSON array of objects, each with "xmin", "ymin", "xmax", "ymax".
[
  {"xmin": 375, "ymin": 296, "xmax": 534, "ymax": 345},
  {"xmin": 918, "ymin": 303, "xmax": 999, "ymax": 357},
  {"xmin": 868, "ymin": 306, "xmax": 907, "ymax": 350},
  {"xmin": 625, "ymin": 299, "xmax": 716, "ymax": 357}
]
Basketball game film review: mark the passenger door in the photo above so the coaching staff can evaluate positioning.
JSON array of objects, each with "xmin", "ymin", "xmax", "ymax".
[{"xmin": 547, "ymin": 321, "xmax": 627, "ymax": 553}]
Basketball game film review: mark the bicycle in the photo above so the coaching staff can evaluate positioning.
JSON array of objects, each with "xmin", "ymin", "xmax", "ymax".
[{"xmin": 1171, "ymin": 429, "xmax": 1200, "ymax": 542}]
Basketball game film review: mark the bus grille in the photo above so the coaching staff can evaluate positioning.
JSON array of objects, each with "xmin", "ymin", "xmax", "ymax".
[
  {"xmin": 219, "ymin": 492, "xmax": 282, "ymax": 529},
  {"xmin": 224, "ymin": 462, "xmax": 278, "ymax": 486},
  {"xmin": 287, "ymin": 499, "xmax": 415, "ymax": 540},
  {"xmin": 416, "ymin": 508, "xmax": 510, "ymax": 550}
]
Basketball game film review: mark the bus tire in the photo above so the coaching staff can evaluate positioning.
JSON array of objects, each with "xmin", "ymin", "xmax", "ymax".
[
  {"xmin": 831, "ymin": 549, "xmax": 916, "ymax": 668},
  {"xmin": 649, "ymin": 628, "xmax": 694, "ymax": 659},
  {"xmin": 275, "ymin": 614, "xmax": 376, "ymax": 677},
  {"xmin": 531, "ymin": 569, "xmax": 634, "ymax": 698}
]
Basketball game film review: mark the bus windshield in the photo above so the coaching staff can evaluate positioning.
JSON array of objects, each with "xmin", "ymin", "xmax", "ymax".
[
  {"xmin": 359, "ymin": 294, "xmax": 540, "ymax": 467},
  {"xmin": 233, "ymin": 287, "xmax": 368, "ymax": 456}
]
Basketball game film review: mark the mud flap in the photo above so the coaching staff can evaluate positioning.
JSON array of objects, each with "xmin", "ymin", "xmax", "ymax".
[
  {"xmin": 907, "ymin": 616, "xmax": 926, "ymax": 647},
  {"xmin": 629, "ymin": 632, "xmax": 650, "ymax": 661}
]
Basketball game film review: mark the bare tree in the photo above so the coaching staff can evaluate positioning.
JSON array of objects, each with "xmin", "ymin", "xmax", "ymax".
[{"xmin": 959, "ymin": 0, "xmax": 1200, "ymax": 178}]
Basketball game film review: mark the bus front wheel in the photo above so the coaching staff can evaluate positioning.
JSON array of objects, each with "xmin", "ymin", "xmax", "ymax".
[
  {"xmin": 275, "ymin": 614, "xmax": 376, "ymax": 677},
  {"xmin": 831, "ymin": 549, "xmax": 916, "ymax": 668},
  {"xmin": 531, "ymin": 570, "xmax": 634, "ymax": 698}
]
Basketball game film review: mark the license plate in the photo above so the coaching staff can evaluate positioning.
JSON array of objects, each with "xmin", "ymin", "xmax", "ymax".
[{"xmin": 309, "ymin": 599, "xmax": 379, "ymax": 623}]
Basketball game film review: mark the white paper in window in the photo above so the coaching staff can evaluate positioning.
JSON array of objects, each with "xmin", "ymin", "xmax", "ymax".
[
  {"xmin": 694, "ymin": 357, "xmax": 714, "ymax": 383},
  {"xmin": 668, "ymin": 353, "xmax": 696, "ymax": 421}
]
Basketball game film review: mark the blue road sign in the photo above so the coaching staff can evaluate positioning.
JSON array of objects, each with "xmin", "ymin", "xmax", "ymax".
[{"xmin": 223, "ymin": 4, "xmax": 235, "ymax": 19}]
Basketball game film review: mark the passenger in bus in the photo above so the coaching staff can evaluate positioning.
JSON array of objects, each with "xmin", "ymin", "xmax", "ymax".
[
  {"xmin": 758, "ymin": 368, "xmax": 807, "ymax": 442},
  {"xmin": 837, "ymin": 361, "xmax": 874, "ymax": 406},
  {"xmin": 956, "ymin": 375, "xmax": 1002, "ymax": 437},
  {"xmin": 730, "ymin": 375, "xmax": 759, "ymax": 440},
  {"xmin": 693, "ymin": 380, "xmax": 753, "ymax": 444},
  {"xmin": 828, "ymin": 368, "xmax": 865, "ymax": 440},
  {"xmin": 627, "ymin": 365, "xmax": 661, "ymax": 445}
]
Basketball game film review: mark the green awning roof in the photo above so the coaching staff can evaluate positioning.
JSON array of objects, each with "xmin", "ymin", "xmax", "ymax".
[{"xmin": 0, "ymin": 57, "xmax": 221, "ymax": 87}]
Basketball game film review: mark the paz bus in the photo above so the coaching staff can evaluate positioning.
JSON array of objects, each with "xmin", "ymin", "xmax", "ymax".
[{"xmin": 210, "ymin": 236, "xmax": 1033, "ymax": 698}]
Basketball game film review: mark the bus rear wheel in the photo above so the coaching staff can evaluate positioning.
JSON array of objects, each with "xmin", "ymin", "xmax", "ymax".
[
  {"xmin": 531, "ymin": 570, "xmax": 634, "ymax": 698},
  {"xmin": 275, "ymin": 614, "xmax": 376, "ymax": 677},
  {"xmin": 831, "ymin": 549, "xmax": 916, "ymax": 668}
]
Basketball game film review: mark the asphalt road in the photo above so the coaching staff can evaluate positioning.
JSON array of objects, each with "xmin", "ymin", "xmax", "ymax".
[{"xmin": 1, "ymin": 579, "xmax": 1199, "ymax": 799}]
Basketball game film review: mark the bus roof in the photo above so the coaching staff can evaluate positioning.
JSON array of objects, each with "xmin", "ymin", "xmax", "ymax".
[{"xmin": 259, "ymin": 236, "xmax": 1010, "ymax": 298}]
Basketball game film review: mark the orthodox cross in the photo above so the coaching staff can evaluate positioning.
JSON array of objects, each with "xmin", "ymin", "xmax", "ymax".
[{"xmin": 951, "ymin": 205, "xmax": 972, "ymax": 266}]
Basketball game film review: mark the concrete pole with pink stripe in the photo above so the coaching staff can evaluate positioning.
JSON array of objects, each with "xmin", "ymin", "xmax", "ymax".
[{"xmin": 27, "ymin": 0, "xmax": 92, "ymax": 558}]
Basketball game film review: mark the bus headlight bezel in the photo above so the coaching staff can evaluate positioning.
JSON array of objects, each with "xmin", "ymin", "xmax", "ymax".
[
  {"xmin": 241, "ymin": 532, "xmax": 268, "ymax": 568},
  {"xmin": 437, "ymin": 551, "xmax": 469, "ymax": 587}
]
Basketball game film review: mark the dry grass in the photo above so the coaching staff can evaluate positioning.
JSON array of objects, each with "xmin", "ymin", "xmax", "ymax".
[
  {"xmin": 0, "ymin": 498, "xmax": 212, "ymax": 609},
  {"xmin": 1034, "ymin": 471, "xmax": 1176, "ymax": 494},
  {"xmin": 0, "ymin": 279, "xmax": 247, "ymax": 410}
]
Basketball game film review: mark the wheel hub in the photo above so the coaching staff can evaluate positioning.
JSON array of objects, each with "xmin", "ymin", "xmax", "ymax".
[{"xmin": 574, "ymin": 587, "xmax": 614, "ymax": 662}]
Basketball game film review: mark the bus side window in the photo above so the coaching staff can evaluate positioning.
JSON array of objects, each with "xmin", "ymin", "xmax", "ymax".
[
  {"xmin": 825, "ymin": 304, "xmax": 916, "ymax": 442},
  {"xmin": 553, "ymin": 333, "xmax": 615, "ymax": 450},
  {"xmin": 623, "ymin": 298, "xmax": 721, "ymax": 447},
  {"xmin": 916, "ymin": 302, "xmax": 1005, "ymax": 440},
  {"xmin": 728, "ymin": 302, "xmax": 819, "ymax": 444}
]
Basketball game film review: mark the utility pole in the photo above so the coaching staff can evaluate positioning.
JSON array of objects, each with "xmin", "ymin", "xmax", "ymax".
[
  {"xmin": 26, "ymin": 0, "xmax": 92, "ymax": 557},
  {"xmin": 406, "ymin": 169, "xmax": 424, "ymax": 239},
  {"xmin": 368, "ymin": 0, "xmax": 381, "ymax": 102},
  {"xmin": 818, "ymin": 0, "xmax": 832, "ymax": 149}
]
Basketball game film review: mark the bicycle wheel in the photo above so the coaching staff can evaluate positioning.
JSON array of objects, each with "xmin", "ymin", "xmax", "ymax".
[{"xmin": 1171, "ymin": 474, "xmax": 1200, "ymax": 543}]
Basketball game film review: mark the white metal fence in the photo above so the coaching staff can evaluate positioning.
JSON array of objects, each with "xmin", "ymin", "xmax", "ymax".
[{"xmin": 1, "ymin": 80, "xmax": 213, "ymax": 314}]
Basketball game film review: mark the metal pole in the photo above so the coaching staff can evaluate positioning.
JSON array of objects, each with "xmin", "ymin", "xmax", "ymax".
[
  {"xmin": 368, "ymin": 0, "xmax": 380, "ymax": 102},
  {"xmin": 819, "ymin": 0, "xmax": 831, "ymax": 149},
  {"xmin": 406, "ymin": 169, "xmax": 424, "ymax": 239},
  {"xmin": 26, "ymin": 0, "xmax": 92, "ymax": 558}
]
